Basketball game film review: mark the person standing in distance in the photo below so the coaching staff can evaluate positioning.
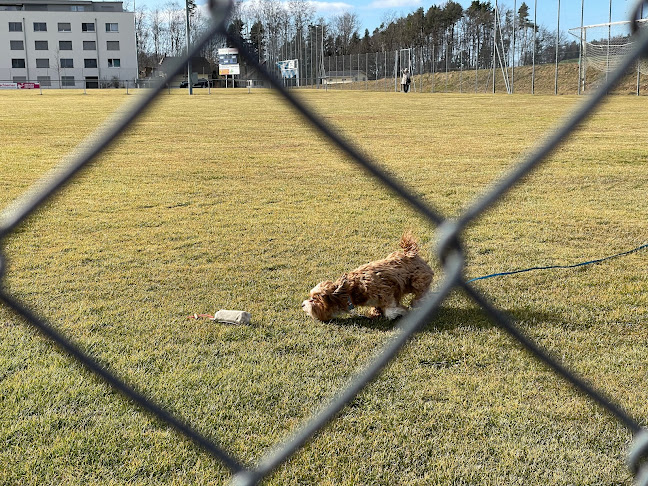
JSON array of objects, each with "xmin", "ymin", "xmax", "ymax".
[{"xmin": 401, "ymin": 68, "xmax": 411, "ymax": 93}]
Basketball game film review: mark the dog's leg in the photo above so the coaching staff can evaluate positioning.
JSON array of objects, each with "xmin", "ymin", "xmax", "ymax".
[
  {"xmin": 411, "ymin": 290, "xmax": 430, "ymax": 307},
  {"xmin": 384, "ymin": 306, "xmax": 407, "ymax": 320},
  {"xmin": 368, "ymin": 307, "xmax": 383, "ymax": 319},
  {"xmin": 410, "ymin": 272, "xmax": 434, "ymax": 308},
  {"xmin": 382, "ymin": 294, "xmax": 407, "ymax": 320}
]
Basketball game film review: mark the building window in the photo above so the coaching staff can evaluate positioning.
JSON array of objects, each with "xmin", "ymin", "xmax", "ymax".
[
  {"xmin": 10, "ymin": 40, "xmax": 24, "ymax": 50},
  {"xmin": 9, "ymin": 22, "xmax": 22, "ymax": 32},
  {"xmin": 107, "ymin": 58, "xmax": 121, "ymax": 68},
  {"xmin": 61, "ymin": 76, "xmax": 75, "ymax": 87},
  {"xmin": 83, "ymin": 40, "xmax": 96, "ymax": 50},
  {"xmin": 105, "ymin": 22, "xmax": 118, "ymax": 32},
  {"xmin": 57, "ymin": 22, "xmax": 71, "ymax": 32},
  {"xmin": 36, "ymin": 58, "xmax": 50, "ymax": 68},
  {"xmin": 82, "ymin": 22, "xmax": 95, "ymax": 32},
  {"xmin": 59, "ymin": 40, "xmax": 72, "ymax": 50},
  {"xmin": 12, "ymin": 58, "xmax": 26, "ymax": 68},
  {"xmin": 84, "ymin": 58, "xmax": 97, "ymax": 68},
  {"xmin": 33, "ymin": 22, "xmax": 47, "ymax": 32},
  {"xmin": 13, "ymin": 76, "xmax": 27, "ymax": 82},
  {"xmin": 60, "ymin": 58, "xmax": 74, "ymax": 68},
  {"xmin": 70, "ymin": 5, "xmax": 85, "ymax": 11},
  {"xmin": 106, "ymin": 41, "xmax": 119, "ymax": 51},
  {"xmin": 37, "ymin": 75, "xmax": 51, "ymax": 86},
  {"xmin": 35, "ymin": 40, "xmax": 48, "ymax": 50}
]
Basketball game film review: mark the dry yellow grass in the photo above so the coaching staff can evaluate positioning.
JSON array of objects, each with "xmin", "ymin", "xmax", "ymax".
[
  {"xmin": 0, "ymin": 88, "xmax": 647, "ymax": 485},
  {"xmin": 344, "ymin": 62, "xmax": 648, "ymax": 96}
]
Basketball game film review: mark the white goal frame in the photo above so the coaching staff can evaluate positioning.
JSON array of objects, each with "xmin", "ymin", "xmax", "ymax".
[{"xmin": 569, "ymin": 18, "xmax": 648, "ymax": 94}]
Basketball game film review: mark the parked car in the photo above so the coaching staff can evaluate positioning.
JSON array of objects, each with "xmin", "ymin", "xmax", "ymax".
[
  {"xmin": 179, "ymin": 80, "xmax": 189, "ymax": 88},
  {"xmin": 193, "ymin": 79, "xmax": 210, "ymax": 88}
]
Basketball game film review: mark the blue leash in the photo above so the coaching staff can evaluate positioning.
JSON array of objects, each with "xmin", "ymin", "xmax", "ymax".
[{"xmin": 466, "ymin": 242, "xmax": 648, "ymax": 284}]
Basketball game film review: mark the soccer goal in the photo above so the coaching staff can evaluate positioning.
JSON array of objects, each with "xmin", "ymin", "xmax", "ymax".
[
  {"xmin": 396, "ymin": 48, "xmax": 413, "ymax": 92},
  {"xmin": 569, "ymin": 18, "xmax": 648, "ymax": 93}
]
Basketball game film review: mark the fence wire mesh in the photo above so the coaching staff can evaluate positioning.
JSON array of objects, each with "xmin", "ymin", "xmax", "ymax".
[{"xmin": 1, "ymin": 0, "xmax": 648, "ymax": 484}]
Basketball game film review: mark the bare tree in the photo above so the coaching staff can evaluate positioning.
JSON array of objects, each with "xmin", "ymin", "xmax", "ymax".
[
  {"xmin": 150, "ymin": 8, "xmax": 163, "ymax": 61},
  {"xmin": 257, "ymin": 0, "xmax": 288, "ymax": 63},
  {"xmin": 165, "ymin": 1, "xmax": 185, "ymax": 56},
  {"xmin": 289, "ymin": 0, "xmax": 313, "ymax": 33},
  {"xmin": 333, "ymin": 11, "xmax": 359, "ymax": 55},
  {"xmin": 289, "ymin": 0, "xmax": 313, "ymax": 57},
  {"xmin": 135, "ymin": 5, "xmax": 150, "ymax": 69},
  {"xmin": 189, "ymin": 5, "xmax": 208, "ymax": 44}
]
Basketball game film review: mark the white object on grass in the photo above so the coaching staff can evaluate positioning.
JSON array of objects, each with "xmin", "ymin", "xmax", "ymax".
[{"xmin": 212, "ymin": 309, "xmax": 251, "ymax": 325}]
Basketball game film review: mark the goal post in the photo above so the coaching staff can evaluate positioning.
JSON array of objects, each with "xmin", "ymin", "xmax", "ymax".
[
  {"xmin": 569, "ymin": 18, "xmax": 648, "ymax": 94},
  {"xmin": 396, "ymin": 48, "xmax": 412, "ymax": 92}
]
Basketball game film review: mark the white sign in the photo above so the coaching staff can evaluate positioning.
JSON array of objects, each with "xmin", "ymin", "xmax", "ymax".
[
  {"xmin": 277, "ymin": 59, "xmax": 299, "ymax": 79},
  {"xmin": 219, "ymin": 65, "xmax": 240, "ymax": 75},
  {"xmin": 0, "ymin": 82, "xmax": 39, "ymax": 89},
  {"xmin": 218, "ymin": 47, "xmax": 239, "ymax": 76}
]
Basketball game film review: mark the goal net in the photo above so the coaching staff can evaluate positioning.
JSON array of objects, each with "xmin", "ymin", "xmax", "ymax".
[{"xmin": 569, "ymin": 18, "xmax": 648, "ymax": 74}]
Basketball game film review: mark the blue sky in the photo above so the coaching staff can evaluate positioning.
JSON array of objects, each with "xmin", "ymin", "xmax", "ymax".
[
  {"xmin": 134, "ymin": 0, "xmax": 642, "ymax": 36},
  {"xmin": 309, "ymin": 0, "xmax": 641, "ymax": 34}
]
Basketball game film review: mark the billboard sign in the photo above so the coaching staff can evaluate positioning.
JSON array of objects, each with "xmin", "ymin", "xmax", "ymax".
[
  {"xmin": 18, "ymin": 82, "xmax": 40, "ymax": 89},
  {"xmin": 219, "ymin": 65, "xmax": 240, "ymax": 75},
  {"xmin": 0, "ymin": 82, "xmax": 41, "ymax": 89},
  {"xmin": 277, "ymin": 59, "xmax": 299, "ymax": 79},
  {"xmin": 218, "ymin": 48, "xmax": 239, "ymax": 76}
]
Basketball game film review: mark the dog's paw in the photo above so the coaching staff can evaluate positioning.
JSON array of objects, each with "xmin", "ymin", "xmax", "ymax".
[{"xmin": 384, "ymin": 307, "xmax": 407, "ymax": 320}]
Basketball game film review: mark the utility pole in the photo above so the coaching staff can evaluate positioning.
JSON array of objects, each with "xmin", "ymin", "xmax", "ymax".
[
  {"xmin": 185, "ymin": 0, "xmax": 192, "ymax": 94},
  {"xmin": 578, "ymin": 0, "xmax": 584, "ymax": 95},
  {"xmin": 532, "ymin": 0, "xmax": 537, "ymax": 94},
  {"xmin": 554, "ymin": 0, "xmax": 560, "ymax": 95}
]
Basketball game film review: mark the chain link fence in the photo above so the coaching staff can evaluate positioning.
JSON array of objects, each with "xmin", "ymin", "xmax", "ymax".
[
  {"xmin": 283, "ymin": 47, "xmax": 644, "ymax": 95},
  {"xmin": 1, "ymin": 0, "xmax": 648, "ymax": 484}
]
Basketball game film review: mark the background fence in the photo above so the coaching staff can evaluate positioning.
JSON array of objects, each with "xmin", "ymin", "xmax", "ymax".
[
  {"xmin": 277, "ymin": 46, "xmax": 648, "ymax": 95},
  {"xmin": 1, "ymin": 0, "xmax": 648, "ymax": 485}
]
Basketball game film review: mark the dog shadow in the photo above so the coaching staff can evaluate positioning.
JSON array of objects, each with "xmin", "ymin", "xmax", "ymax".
[{"xmin": 329, "ymin": 304, "xmax": 560, "ymax": 334}]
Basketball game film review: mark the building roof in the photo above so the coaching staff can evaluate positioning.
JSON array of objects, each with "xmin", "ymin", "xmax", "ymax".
[
  {"xmin": 158, "ymin": 56, "xmax": 213, "ymax": 76},
  {"xmin": 0, "ymin": 0, "xmax": 125, "ymax": 12}
]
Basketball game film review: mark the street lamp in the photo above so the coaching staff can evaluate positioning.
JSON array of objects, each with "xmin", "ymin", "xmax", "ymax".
[{"xmin": 186, "ymin": 0, "xmax": 192, "ymax": 94}]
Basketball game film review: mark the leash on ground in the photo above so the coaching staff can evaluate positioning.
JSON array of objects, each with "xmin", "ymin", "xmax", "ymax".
[{"xmin": 466, "ymin": 242, "xmax": 648, "ymax": 284}]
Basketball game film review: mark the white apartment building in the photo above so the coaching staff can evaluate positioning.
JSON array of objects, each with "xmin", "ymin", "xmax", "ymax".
[{"xmin": 0, "ymin": 0, "xmax": 136, "ymax": 87}]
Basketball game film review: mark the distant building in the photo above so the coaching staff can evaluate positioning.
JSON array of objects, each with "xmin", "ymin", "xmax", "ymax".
[
  {"xmin": 157, "ymin": 55, "xmax": 212, "ymax": 85},
  {"xmin": 324, "ymin": 70, "xmax": 367, "ymax": 85},
  {"xmin": 0, "ymin": 0, "xmax": 136, "ymax": 87}
]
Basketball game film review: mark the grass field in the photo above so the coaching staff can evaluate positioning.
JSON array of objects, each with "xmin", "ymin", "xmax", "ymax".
[{"xmin": 1, "ymin": 87, "xmax": 647, "ymax": 485}]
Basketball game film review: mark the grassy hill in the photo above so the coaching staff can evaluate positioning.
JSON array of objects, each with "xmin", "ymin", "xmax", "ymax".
[{"xmin": 341, "ymin": 62, "xmax": 647, "ymax": 96}]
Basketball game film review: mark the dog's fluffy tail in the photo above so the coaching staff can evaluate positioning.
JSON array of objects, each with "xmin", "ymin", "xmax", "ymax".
[{"xmin": 399, "ymin": 231, "xmax": 419, "ymax": 257}]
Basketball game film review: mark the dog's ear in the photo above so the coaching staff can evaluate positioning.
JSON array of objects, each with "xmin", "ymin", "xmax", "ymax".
[
  {"xmin": 317, "ymin": 281, "xmax": 336, "ymax": 294},
  {"xmin": 333, "ymin": 274, "xmax": 348, "ymax": 295}
]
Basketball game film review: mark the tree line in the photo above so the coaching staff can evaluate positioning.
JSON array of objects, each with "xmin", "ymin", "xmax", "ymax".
[{"xmin": 133, "ymin": 1, "xmax": 580, "ymax": 77}]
